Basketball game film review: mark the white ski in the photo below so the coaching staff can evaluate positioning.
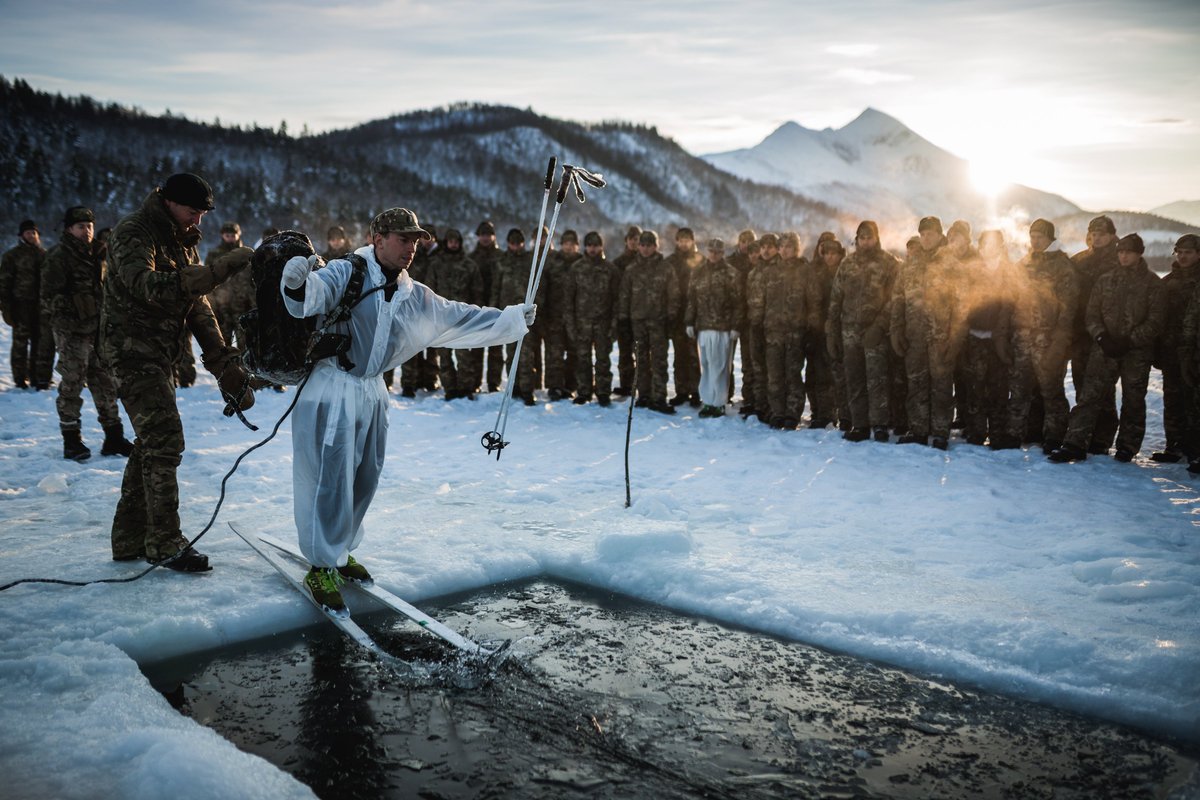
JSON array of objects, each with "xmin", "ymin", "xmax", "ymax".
[
  {"xmin": 256, "ymin": 532, "xmax": 496, "ymax": 658},
  {"xmin": 228, "ymin": 523, "xmax": 405, "ymax": 667}
]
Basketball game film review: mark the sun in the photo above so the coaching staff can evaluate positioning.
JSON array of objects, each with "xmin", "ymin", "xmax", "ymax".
[{"xmin": 970, "ymin": 156, "xmax": 1014, "ymax": 197}]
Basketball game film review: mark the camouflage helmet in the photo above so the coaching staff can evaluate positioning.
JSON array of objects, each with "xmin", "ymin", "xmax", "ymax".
[{"xmin": 370, "ymin": 208, "xmax": 432, "ymax": 240}]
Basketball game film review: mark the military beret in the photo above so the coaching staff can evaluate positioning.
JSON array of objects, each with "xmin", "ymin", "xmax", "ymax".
[
  {"xmin": 1088, "ymin": 215, "xmax": 1116, "ymax": 235},
  {"xmin": 625, "ymin": 225, "xmax": 643, "ymax": 240},
  {"xmin": 476, "ymin": 220, "xmax": 496, "ymax": 236},
  {"xmin": 62, "ymin": 206, "xmax": 94, "ymax": 227},
  {"xmin": 1175, "ymin": 234, "xmax": 1199, "ymax": 251},
  {"xmin": 856, "ymin": 221, "xmax": 880, "ymax": 240},
  {"xmin": 370, "ymin": 208, "xmax": 432, "ymax": 240},
  {"xmin": 1116, "ymin": 233, "xmax": 1144, "ymax": 254},
  {"xmin": 560, "ymin": 229, "xmax": 579, "ymax": 245},
  {"xmin": 947, "ymin": 220, "xmax": 972, "ymax": 243},
  {"xmin": 1030, "ymin": 218, "xmax": 1056, "ymax": 240},
  {"xmin": 707, "ymin": 238, "xmax": 725, "ymax": 252},
  {"xmin": 506, "ymin": 227, "xmax": 525, "ymax": 244},
  {"xmin": 584, "ymin": 231, "xmax": 603, "ymax": 247},
  {"xmin": 918, "ymin": 216, "xmax": 943, "ymax": 234},
  {"xmin": 19, "ymin": 220, "xmax": 37, "ymax": 234},
  {"xmin": 221, "ymin": 221, "xmax": 241, "ymax": 236},
  {"xmin": 162, "ymin": 173, "xmax": 215, "ymax": 211},
  {"xmin": 639, "ymin": 230, "xmax": 659, "ymax": 245}
]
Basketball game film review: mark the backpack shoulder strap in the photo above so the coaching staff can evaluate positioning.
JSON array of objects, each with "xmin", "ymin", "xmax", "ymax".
[{"xmin": 324, "ymin": 253, "xmax": 369, "ymax": 326}]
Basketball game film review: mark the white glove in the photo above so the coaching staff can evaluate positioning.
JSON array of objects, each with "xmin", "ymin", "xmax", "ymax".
[
  {"xmin": 282, "ymin": 255, "xmax": 313, "ymax": 290},
  {"xmin": 522, "ymin": 303, "xmax": 537, "ymax": 326},
  {"xmin": 686, "ymin": 326, "xmax": 695, "ymax": 339}
]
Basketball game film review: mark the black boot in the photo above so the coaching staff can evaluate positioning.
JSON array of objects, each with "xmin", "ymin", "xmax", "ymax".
[
  {"xmin": 100, "ymin": 424, "xmax": 135, "ymax": 457},
  {"xmin": 62, "ymin": 429, "xmax": 91, "ymax": 462}
]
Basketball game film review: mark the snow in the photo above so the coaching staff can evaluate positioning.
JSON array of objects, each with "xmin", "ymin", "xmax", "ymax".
[{"xmin": 0, "ymin": 321, "xmax": 1198, "ymax": 798}]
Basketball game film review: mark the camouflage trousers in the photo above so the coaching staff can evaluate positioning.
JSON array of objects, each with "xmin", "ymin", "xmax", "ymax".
[
  {"xmin": 631, "ymin": 318, "xmax": 669, "ymax": 404},
  {"xmin": 401, "ymin": 348, "xmax": 440, "ymax": 391},
  {"xmin": 1008, "ymin": 339, "xmax": 1070, "ymax": 445},
  {"xmin": 841, "ymin": 334, "xmax": 891, "ymax": 429},
  {"xmin": 615, "ymin": 321, "xmax": 636, "ymax": 392},
  {"xmin": 505, "ymin": 329, "xmax": 543, "ymax": 397},
  {"xmin": 434, "ymin": 347, "xmax": 482, "ymax": 396},
  {"xmin": 902, "ymin": 336, "xmax": 932, "ymax": 436},
  {"xmin": 175, "ymin": 335, "xmax": 197, "ymax": 387},
  {"xmin": 8, "ymin": 314, "xmax": 55, "ymax": 387},
  {"xmin": 52, "ymin": 329, "xmax": 121, "ymax": 432},
  {"xmin": 542, "ymin": 322, "xmax": 575, "ymax": 393},
  {"xmin": 573, "ymin": 320, "xmax": 614, "ymax": 399},
  {"xmin": 485, "ymin": 344, "xmax": 505, "ymax": 390},
  {"xmin": 1064, "ymin": 347, "xmax": 1152, "ymax": 455},
  {"xmin": 746, "ymin": 325, "xmax": 768, "ymax": 413},
  {"xmin": 1158, "ymin": 353, "xmax": 1191, "ymax": 455},
  {"xmin": 960, "ymin": 335, "xmax": 1009, "ymax": 442},
  {"xmin": 110, "ymin": 364, "xmax": 189, "ymax": 561},
  {"xmin": 670, "ymin": 325, "xmax": 699, "ymax": 400},
  {"xmin": 1070, "ymin": 336, "xmax": 1117, "ymax": 452},
  {"xmin": 804, "ymin": 336, "xmax": 837, "ymax": 425},
  {"xmin": 763, "ymin": 331, "xmax": 805, "ymax": 421}
]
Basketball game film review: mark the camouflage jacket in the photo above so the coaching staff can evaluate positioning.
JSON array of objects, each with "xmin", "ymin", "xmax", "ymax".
[
  {"xmin": 206, "ymin": 238, "xmax": 254, "ymax": 318},
  {"xmin": 542, "ymin": 251, "xmax": 583, "ymax": 329},
  {"xmin": 1158, "ymin": 262, "xmax": 1200, "ymax": 353},
  {"xmin": 99, "ymin": 189, "xmax": 227, "ymax": 372},
  {"xmin": 1086, "ymin": 258, "xmax": 1164, "ymax": 350},
  {"xmin": 756, "ymin": 256, "xmax": 813, "ymax": 336},
  {"xmin": 962, "ymin": 256, "xmax": 1017, "ymax": 340},
  {"xmin": 409, "ymin": 244, "xmax": 439, "ymax": 284},
  {"xmin": 42, "ymin": 232, "xmax": 105, "ymax": 335},
  {"xmin": 807, "ymin": 258, "xmax": 837, "ymax": 336},
  {"xmin": 685, "ymin": 257, "xmax": 743, "ymax": 332},
  {"xmin": 566, "ymin": 253, "xmax": 619, "ymax": 333},
  {"xmin": 619, "ymin": 252, "xmax": 679, "ymax": 323},
  {"xmin": 1016, "ymin": 247, "xmax": 1078, "ymax": 344},
  {"xmin": 827, "ymin": 246, "xmax": 899, "ymax": 342},
  {"xmin": 425, "ymin": 249, "xmax": 483, "ymax": 305},
  {"xmin": 890, "ymin": 256, "xmax": 930, "ymax": 340},
  {"xmin": 1071, "ymin": 243, "xmax": 1118, "ymax": 340},
  {"xmin": 664, "ymin": 248, "xmax": 703, "ymax": 327},
  {"xmin": 491, "ymin": 249, "xmax": 545, "ymax": 311},
  {"xmin": 0, "ymin": 239, "xmax": 47, "ymax": 326},
  {"xmin": 471, "ymin": 243, "xmax": 500, "ymax": 305}
]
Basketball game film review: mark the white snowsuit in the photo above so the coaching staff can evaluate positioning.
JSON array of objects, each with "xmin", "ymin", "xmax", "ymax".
[{"xmin": 281, "ymin": 245, "xmax": 529, "ymax": 567}]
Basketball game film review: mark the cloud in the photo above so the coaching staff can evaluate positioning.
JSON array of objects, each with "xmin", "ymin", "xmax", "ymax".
[
  {"xmin": 825, "ymin": 43, "xmax": 879, "ymax": 57},
  {"xmin": 1143, "ymin": 117, "xmax": 1187, "ymax": 125},
  {"xmin": 834, "ymin": 68, "xmax": 912, "ymax": 86}
]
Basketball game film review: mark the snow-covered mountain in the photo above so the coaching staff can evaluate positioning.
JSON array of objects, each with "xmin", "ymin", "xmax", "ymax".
[
  {"xmin": 1150, "ymin": 200, "xmax": 1200, "ymax": 228},
  {"xmin": 703, "ymin": 108, "xmax": 1083, "ymax": 244}
]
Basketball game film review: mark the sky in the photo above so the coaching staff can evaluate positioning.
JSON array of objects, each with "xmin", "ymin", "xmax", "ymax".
[
  {"xmin": 2, "ymin": 0, "xmax": 1199, "ymax": 212},
  {"xmin": 0, "ymin": 314, "xmax": 1196, "ymax": 796}
]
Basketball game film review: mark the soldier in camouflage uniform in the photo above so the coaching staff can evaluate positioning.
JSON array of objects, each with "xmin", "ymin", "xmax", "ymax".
[
  {"xmin": 959, "ymin": 230, "xmax": 1019, "ymax": 449},
  {"xmin": 751, "ymin": 232, "xmax": 811, "ymax": 429},
  {"xmin": 1007, "ymin": 219, "xmax": 1079, "ymax": 453},
  {"xmin": 568, "ymin": 231, "xmax": 619, "ymax": 406},
  {"xmin": 1151, "ymin": 234, "xmax": 1200, "ymax": 462},
  {"xmin": 100, "ymin": 173, "xmax": 255, "ymax": 571},
  {"xmin": 1, "ymin": 219, "xmax": 55, "ymax": 389},
  {"xmin": 399, "ymin": 226, "xmax": 441, "ymax": 396},
  {"xmin": 322, "ymin": 225, "xmax": 354, "ymax": 262},
  {"xmin": 726, "ymin": 230, "xmax": 757, "ymax": 415},
  {"xmin": 472, "ymin": 221, "xmax": 504, "ymax": 392},
  {"xmin": 618, "ymin": 230, "xmax": 680, "ymax": 414},
  {"xmin": 542, "ymin": 230, "xmax": 582, "ymax": 400},
  {"xmin": 921, "ymin": 221, "xmax": 972, "ymax": 449},
  {"xmin": 826, "ymin": 221, "xmax": 899, "ymax": 442},
  {"xmin": 1050, "ymin": 233, "xmax": 1164, "ymax": 463},
  {"xmin": 809, "ymin": 238, "xmax": 845, "ymax": 429},
  {"xmin": 205, "ymin": 221, "xmax": 252, "ymax": 349},
  {"xmin": 610, "ymin": 226, "xmax": 642, "ymax": 396},
  {"xmin": 1069, "ymin": 215, "xmax": 1121, "ymax": 453},
  {"xmin": 491, "ymin": 228, "xmax": 545, "ymax": 404},
  {"xmin": 425, "ymin": 229, "xmax": 484, "ymax": 400},
  {"xmin": 686, "ymin": 238, "xmax": 744, "ymax": 418},
  {"xmin": 664, "ymin": 228, "xmax": 703, "ymax": 407},
  {"xmin": 41, "ymin": 206, "xmax": 132, "ymax": 461},
  {"xmin": 890, "ymin": 216, "xmax": 947, "ymax": 446}
]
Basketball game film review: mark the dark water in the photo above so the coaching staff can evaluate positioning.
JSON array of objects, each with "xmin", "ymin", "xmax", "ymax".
[{"xmin": 144, "ymin": 579, "xmax": 1198, "ymax": 799}]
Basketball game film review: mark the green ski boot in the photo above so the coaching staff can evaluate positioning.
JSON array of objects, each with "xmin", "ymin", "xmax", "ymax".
[
  {"xmin": 337, "ymin": 554, "xmax": 373, "ymax": 584},
  {"xmin": 304, "ymin": 567, "xmax": 346, "ymax": 614}
]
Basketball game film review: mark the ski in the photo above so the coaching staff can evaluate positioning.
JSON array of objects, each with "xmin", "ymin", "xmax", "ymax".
[
  {"xmin": 257, "ymin": 532, "xmax": 498, "ymax": 658},
  {"xmin": 227, "ymin": 523, "xmax": 407, "ymax": 668}
]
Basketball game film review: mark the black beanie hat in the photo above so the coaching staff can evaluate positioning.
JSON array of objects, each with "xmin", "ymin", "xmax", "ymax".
[{"xmin": 161, "ymin": 173, "xmax": 215, "ymax": 211}]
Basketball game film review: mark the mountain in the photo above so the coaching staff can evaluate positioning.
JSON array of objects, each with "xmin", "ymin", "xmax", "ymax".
[
  {"xmin": 703, "ymin": 108, "xmax": 1084, "ymax": 244},
  {"xmin": 0, "ymin": 77, "xmax": 843, "ymax": 255},
  {"xmin": 1149, "ymin": 200, "xmax": 1200, "ymax": 228}
]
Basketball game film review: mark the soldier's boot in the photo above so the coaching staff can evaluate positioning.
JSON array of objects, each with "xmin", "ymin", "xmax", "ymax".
[
  {"xmin": 897, "ymin": 433, "xmax": 928, "ymax": 445},
  {"xmin": 1150, "ymin": 447, "xmax": 1183, "ymax": 464},
  {"xmin": 872, "ymin": 426, "xmax": 890, "ymax": 443},
  {"xmin": 100, "ymin": 424, "xmax": 135, "ymax": 457},
  {"xmin": 1047, "ymin": 443, "xmax": 1087, "ymax": 463},
  {"xmin": 153, "ymin": 547, "xmax": 212, "ymax": 573},
  {"xmin": 62, "ymin": 429, "xmax": 91, "ymax": 462},
  {"xmin": 843, "ymin": 427, "xmax": 870, "ymax": 442},
  {"xmin": 597, "ymin": 395, "xmax": 611, "ymax": 407},
  {"xmin": 931, "ymin": 437, "xmax": 949, "ymax": 451}
]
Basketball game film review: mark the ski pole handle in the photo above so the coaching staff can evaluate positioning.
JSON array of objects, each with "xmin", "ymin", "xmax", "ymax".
[
  {"xmin": 555, "ymin": 168, "xmax": 572, "ymax": 204},
  {"xmin": 544, "ymin": 157, "xmax": 557, "ymax": 190}
]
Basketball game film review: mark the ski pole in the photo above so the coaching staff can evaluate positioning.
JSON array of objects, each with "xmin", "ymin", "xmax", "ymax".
[{"xmin": 625, "ymin": 387, "xmax": 635, "ymax": 508}]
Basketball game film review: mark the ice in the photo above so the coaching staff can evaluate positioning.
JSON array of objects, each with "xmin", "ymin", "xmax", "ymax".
[{"xmin": 0, "ymin": 319, "xmax": 1197, "ymax": 798}]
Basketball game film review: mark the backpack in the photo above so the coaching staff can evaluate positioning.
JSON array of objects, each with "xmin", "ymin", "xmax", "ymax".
[{"xmin": 238, "ymin": 230, "xmax": 376, "ymax": 385}]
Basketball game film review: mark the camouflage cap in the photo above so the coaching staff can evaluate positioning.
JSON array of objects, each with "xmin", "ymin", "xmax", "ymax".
[
  {"xmin": 476, "ymin": 220, "xmax": 496, "ymax": 236},
  {"xmin": 947, "ymin": 220, "xmax": 971, "ymax": 243},
  {"xmin": 62, "ymin": 206, "xmax": 95, "ymax": 227},
  {"xmin": 1174, "ymin": 233, "xmax": 1199, "ymax": 251},
  {"xmin": 1030, "ymin": 218, "xmax": 1056, "ymax": 240},
  {"xmin": 1116, "ymin": 233, "xmax": 1144, "ymax": 254},
  {"xmin": 19, "ymin": 219, "xmax": 37, "ymax": 234},
  {"xmin": 1088, "ymin": 215, "xmax": 1116, "ymax": 235},
  {"xmin": 584, "ymin": 231, "xmax": 603, "ymax": 247},
  {"xmin": 370, "ymin": 208, "xmax": 432, "ymax": 240},
  {"xmin": 638, "ymin": 230, "xmax": 659, "ymax": 246},
  {"xmin": 561, "ymin": 229, "xmax": 579, "ymax": 245},
  {"xmin": 918, "ymin": 215, "xmax": 943, "ymax": 234},
  {"xmin": 707, "ymin": 238, "xmax": 725, "ymax": 252},
  {"xmin": 162, "ymin": 172, "xmax": 215, "ymax": 211},
  {"xmin": 625, "ymin": 225, "xmax": 643, "ymax": 240},
  {"xmin": 220, "ymin": 221, "xmax": 241, "ymax": 235}
]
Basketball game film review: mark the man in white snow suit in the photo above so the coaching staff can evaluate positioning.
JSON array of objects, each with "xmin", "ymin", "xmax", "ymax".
[{"xmin": 280, "ymin": 208, "xmax": 535, "ymax": 612}]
